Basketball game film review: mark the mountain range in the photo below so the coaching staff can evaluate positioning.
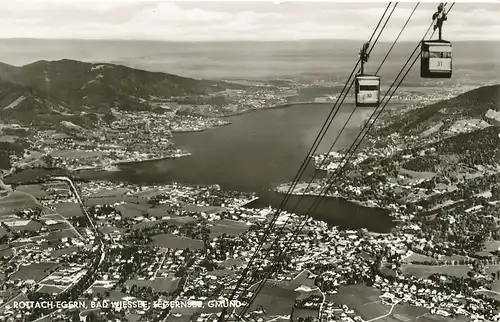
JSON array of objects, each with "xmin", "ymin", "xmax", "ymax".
[
  {"xmin": 0, "ymin": 59, "xmax": 241, "ymax": 127},
  {"xmin": 0, "ymin": 57, "xmax": 499, "ymax": 176}
]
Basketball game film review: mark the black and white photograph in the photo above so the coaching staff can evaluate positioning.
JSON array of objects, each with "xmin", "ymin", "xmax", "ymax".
[{"xmin": 0, "ymin": 0, "xmax": 499, "ymax": 321}]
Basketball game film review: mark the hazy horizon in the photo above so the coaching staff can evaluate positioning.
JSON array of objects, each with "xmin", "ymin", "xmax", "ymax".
[
  {"xmin": 2, "ymin": 2, "xmax": 499, "ymax": 41},
  {"xmin": 2, "ymin": 37, "xmax": 500, "ymax": 43}
]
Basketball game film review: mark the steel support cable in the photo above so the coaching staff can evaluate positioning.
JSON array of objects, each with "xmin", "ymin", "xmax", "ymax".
[
  {"xmin": 343, "ymin": 2, "xmax": 455, "ymax": 163},
  {"xmin": 323, "ymin": 2, "xmax": 454, "ymax": 187},
  {"xmin": 238, "ymin": 3, "xmax": 454, "ymax": 317},
  {"xmin": 215, "ymin": 4, "xmax": 394, "ymax": 322},
  {"xmin": 231, "ymin": 2, "xmax": 397, "ymax": 310},
  {"xmin": 244, "ymin": 2, "xmax": 398, "ymax": 267},
  {"xmin": 376, "ymin": 3, "xmax": 420, "ymax": 75},
  {"xmin": 283, "ymin": 1, "xmax": 399, "ymax": 214},
  {"xmin": 237, "ymin": 10, "xmax": 405, "ymax": 320},
  {"xmin": 236, "ymin": 2, "xmax": 406, "ymax": 317},
  {"xmin": 236, "ymin": 2, "xmax": 399, "ymax": 310}
]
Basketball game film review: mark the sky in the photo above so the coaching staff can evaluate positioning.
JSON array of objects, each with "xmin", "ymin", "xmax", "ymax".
[{"xmin": 1, "ymin": 1, "xmax": 499, "ymax": 41}]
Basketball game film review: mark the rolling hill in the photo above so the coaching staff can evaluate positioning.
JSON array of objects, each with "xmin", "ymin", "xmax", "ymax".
[
  {"xmin": 0, "ymin": 59, "xmax": 241, "ymax": 118},
  {"xmin": 0, "ymin": 58, "xmax": 244, "ymax": 170},
  {"xmin": 356, "ymin": 84, "xmax": 500, "ymax": 174},
  {"xmin": 378, "ymin": 84, "xmax": 500, "ymax": 136}
]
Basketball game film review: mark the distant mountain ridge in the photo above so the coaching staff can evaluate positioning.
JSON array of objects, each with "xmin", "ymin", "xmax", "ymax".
[{"xmin": 0, "ymin": 59, "xmax": 242, "ymax": 125}]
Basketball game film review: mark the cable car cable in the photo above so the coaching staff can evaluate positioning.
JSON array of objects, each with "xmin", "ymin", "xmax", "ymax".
[
  {"xmin": 232, "ymin": 3, "xmax": 398, "ymax": 308},
  {"xmin": 215, "ymin": 5, "xmax": 394, "ymax": 322},
  {"xmin": 236, "ymin": 3, "xmax": 401, "ymax": 315},
  {"xmin": 376, "ymin": 3, "xmax": 420, "ymax": 74},
  {"xmin": 236, "ymin": 3, "xmax": 408, "ymax": 317},
  {"xmin": 237, "ymin": 3, "xmax": 455, "ymax": 317},
  {"xmin": 278, "ymin": 2, "xmax": 397, "ymax": 223}
]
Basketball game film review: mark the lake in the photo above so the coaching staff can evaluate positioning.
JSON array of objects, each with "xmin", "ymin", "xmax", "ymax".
[
  {"xmin": 87, "ymin": 103, "xmax": 395, "ymax": 232},
  {"xmin": 5, "ymin": 103, "xmax": 395, "ymax": 232}
]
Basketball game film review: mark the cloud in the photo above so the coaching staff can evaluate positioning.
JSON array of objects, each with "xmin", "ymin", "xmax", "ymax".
[{"xmin": 0, "ymin": 1, "xmax": 498, "ymax": 41}]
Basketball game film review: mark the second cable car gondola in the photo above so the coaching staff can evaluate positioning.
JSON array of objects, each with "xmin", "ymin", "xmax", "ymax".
[
  {"xmin": 355, "ymin": 75, "xmax": 380, "ymax": 107},
  {"xmin": 355, "ymin": 42, "xmax": 380, "ymax": 108},
  {"xmin": 421, "ymin": 3, "xmax": 452, "ymax": 79}
]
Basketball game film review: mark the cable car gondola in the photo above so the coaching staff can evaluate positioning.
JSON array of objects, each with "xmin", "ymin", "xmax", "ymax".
[
  {"xmin": 355, "ymin": 75, "xmax": 380, "ymax": 108},
  {"xmin": 421, "ymin": 3, "xmax": 452, "ymax": 78},
  {"xmin": 355, "ymin": 42, "xmax": 380, "ymax": 108}
]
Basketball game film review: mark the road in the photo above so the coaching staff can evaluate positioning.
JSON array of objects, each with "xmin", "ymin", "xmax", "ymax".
[
  {"xmin": 363, "ymin": 301, "xmax": 399, "ymax": 322},
  {"xmin": 474, "ymin": 288, "xmax": 500, "ymax": 296},
  {"xmin": 51, "ymin": 176, "xmax": 99, "ymax": 236},
  {"xmin": 30, "ymin": 176, "xmax": 105, "ymax": 321}
]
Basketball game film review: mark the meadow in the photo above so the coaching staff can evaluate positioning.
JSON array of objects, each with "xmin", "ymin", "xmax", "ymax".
[
  {"xmin": 0, "ymin": 191, "xmax": 42, "ymax": 216},
  {"xmin": 151, "ymin": 234, "xmax": 203, "ymax": 250},
  {"xmin": 239, "ymin": 280, "xmax": 299, "ymax": 316},
  {"xmin": 209, "ymin": 219, "xmax": 249, "ymax": 238},
  {"xmin": 53, "ymin": 202, "xmax": 84, "ymax": 218},
  {"xmin": 11, "ymin": 262, "xmax": 60, "ymax": 282},
  {"xmin": 125, "ymin": 277, "xmax": 179, "ymax": 293},
  {"xmin": 400, "ymin": 264, "xmax": 471, "ymax": 278},
  {"xmin": 49, "ymin": 149, "xmax": 108, "ymax": 159}
]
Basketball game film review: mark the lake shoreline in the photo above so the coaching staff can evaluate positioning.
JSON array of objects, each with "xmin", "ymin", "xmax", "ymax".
[{"xmin": 219, "ymin": 101, "xmax": 330, "ymax": 118}]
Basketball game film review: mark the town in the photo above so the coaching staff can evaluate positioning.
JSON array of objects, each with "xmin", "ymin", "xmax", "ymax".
[{"xmin": 1, "ymin": 68, "xmax": 499, "ymax": 322}]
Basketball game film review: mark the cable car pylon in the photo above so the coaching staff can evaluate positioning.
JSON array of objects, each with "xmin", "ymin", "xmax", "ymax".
[
  {"xmin": 433, "ymin": 2, "xmax": 447, "ymax": 41},
  {"xmin": 355, "ymin": 42, "xmax": 381, "ymax": 107}
]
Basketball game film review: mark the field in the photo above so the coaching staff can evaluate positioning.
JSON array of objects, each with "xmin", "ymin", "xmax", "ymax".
[
  {"xmin": 151, "ymin": 234, "xmax": 204, "ymax": 250},
  {"xmin": 43, "ymin": 181, "xmax": 70, "ymax": 190},
  {"xmin": 0, "ymin": 191, "xmax": 41, "ymax": 216},
  {"xmin": 292, "ymin": 308, "xmax": 319, "ymax": 321},
  {"xmin": 115, "ymin": 203, "xmax": 150, "ymax": 219},
  {"xmin": 15, "ymin": 184, "xmax": 50, "ymax": 199},
  {"xmin": 207, "ymin": 269, "xmax": 234, "ymax": 277},
  {"xmin": 126, "ymin": 314, "xmax": 142, "ymax": 322},
  {"xmin": 239, "ymin": 281, "xmax": 298, "ymax": 316},
  {"xmin": 53, "ymin": 202, "xmax": 83, "ymax": 218},
  {"xmin": 220, "ymin": 257, "xmax": 246, "ymax": 269},
  {"xmin": 7, "ymin": 220, "xmax": 42, "ymax": 232},
  {"xmin": 49, "ymin": 149, "xmax": 108, "ymax": 159},
  {"xmin": 84, "ymin": 196, "xmax": 149, "ymax": 206},
  {"xmin": 209, "ymin": 219, "xmax": 249, "ymax": 238},
  {"xmin": 0, "ymin": 247, "xmax": 14, "ymax": 258},
  {"xmin": 37, "ymin": 284, "xmax": 65, "ymax": 295},
  {"xmin": 402, "ymin": 252, "xmax": 471, "ymax": 265},
  {"xmin": 402, "ymin": 252, "xmax": 436, "ymax": 264},
  {"xmin": 331, "ymin": 284, "xmax": 382, "ymax": 308},
  {"xmin": 147, "ymin": 205, "xmax": 174, "ymax": 217},
  {"xmin": 125, "ymin": 277, "xmax": 180, "ymax": 293},
  {"xmin": 132, "ymin": 215, "xmax": 195, "ymax": 230},
  {"xmin": 89, "ymin": 187, "xmax": 130, "ymax": 198},
  {"xmin": 400, "ymin": 264, "xmax": 471, "ymax": 278},
  {"xmin": 169, "ymin": 306, "xmax": 201, "ymax": 322},
  {"xmin": 43, "ymin": 229, "xmax": 79, "ymax": 241},
  {"xmin": 0, "ymin": 226, "xmax": 7, "ymax": 238},
  {"xmin": 50, "ymin": 246, "xmax": 81, "ymax": 258},
  {"xmin": 182, "ymin": 205, "xmax": 227, "ymax": 214},
  {"xmin": 483, "ymin": 240, "xmax": 500, "ymax": 252},
  {"xmin": 131, "ymin": 189, "xmax": 166, "ymax": 199},
  {"xmin": 398, "ymin": 168, "xmax": 437, "ymax": 180},
  {"xmin": 10, "ymin": 262, "xmax": 59, "ymax": 282},
  {"xmin": 330, "ymin": 285, "xmax": 441, "ymax": 322}
]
